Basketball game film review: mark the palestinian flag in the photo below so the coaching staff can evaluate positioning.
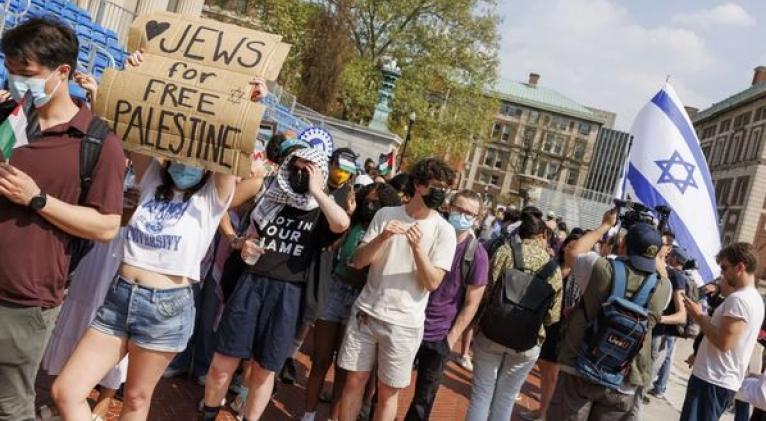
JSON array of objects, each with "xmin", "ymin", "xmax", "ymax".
[
  {"xmin": 378, "ymin": 151, "xmax": 395, "ymax": 176},
  {"xmin": 0, "ymin": 97, "xmax": 31, "ymax": 161}
]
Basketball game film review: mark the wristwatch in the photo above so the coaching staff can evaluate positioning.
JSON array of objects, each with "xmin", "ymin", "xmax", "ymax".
[{"xmin": 29, "ymin": 192, "xmax": 47, "ymax": 211}]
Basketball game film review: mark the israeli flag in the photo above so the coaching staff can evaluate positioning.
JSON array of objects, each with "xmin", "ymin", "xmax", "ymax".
[{"xmin": 616, "ymin": 83, "xmax": 721, "ymax": 282}]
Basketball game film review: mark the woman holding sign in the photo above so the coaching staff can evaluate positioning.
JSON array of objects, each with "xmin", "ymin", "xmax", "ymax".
[{"xmin": 51, "ymin": 51, "xmax": 267, "ymax": 421}]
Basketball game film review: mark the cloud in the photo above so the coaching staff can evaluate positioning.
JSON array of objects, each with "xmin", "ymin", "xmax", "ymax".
[
  {"xmin": 500, "ymin": 0, "xmax": 718, "ymax": 129},
  {"xmin": 671, "ymin": 3, "xmax": 756, "ymax": 27}
]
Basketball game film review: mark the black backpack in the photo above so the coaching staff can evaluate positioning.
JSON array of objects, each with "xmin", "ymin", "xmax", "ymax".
[
  {"xmin": 67, "ymin": 117, "xmax": 110, "ymax": 276},
  {"xmin": 479, "ymin": 242, "xmax": 558, "ymax": 351}
]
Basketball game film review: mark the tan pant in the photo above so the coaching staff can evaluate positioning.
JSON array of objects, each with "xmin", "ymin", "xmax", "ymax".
[
  {"xmin": 0, "ymin": 302, "xmax": 60, "ymax": 421},
  {"xmin": 547, "ymin": 371, "xmax": 635, "ymax": 421}
]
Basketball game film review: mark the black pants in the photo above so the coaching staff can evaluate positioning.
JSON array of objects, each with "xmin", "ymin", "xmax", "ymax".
[{"xmin": 403, "ymin": 339, "xmax": 451, "ymax": 421}]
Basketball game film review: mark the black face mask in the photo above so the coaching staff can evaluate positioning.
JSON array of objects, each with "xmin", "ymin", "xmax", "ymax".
[
  {"xmin": 360, "ymin": 201, "xmax": 381, "ymax": 223},
  {"xmin": 423, "ymin": 187, "xmax": 446, "ymax": 210},
  {"xmin": 289, "ymin": 166, "xmax": 310, "ymax": 194}
]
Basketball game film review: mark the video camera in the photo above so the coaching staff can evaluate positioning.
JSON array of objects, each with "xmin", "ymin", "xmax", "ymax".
[{"xmin": 613, "ymin": 199, "xmax": 672, "ymax": 232}]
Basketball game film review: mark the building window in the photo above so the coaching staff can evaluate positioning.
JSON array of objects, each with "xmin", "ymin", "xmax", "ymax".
[
  {"xmin": 528, "ymin": 110, "xmax": 540, "ymax": 124},
  {"xmin": 713, "ymin": 137, "xmax": 726, "ymax": 165},
  {"xmin": 491, "ymin": 122, "xmax": 502, "ymax": 139},
  {"xmin": 719, "ymin": 119, "xmax": 731, "ymax": 134},
  {"xmin": 702, "ymin": 126, "xmax": 717, "ymax": 139},
  {"xmin": 500, "ymin": 102, "xmax": 523, "ymax": 118},
  {"xmin": 725, "ymin": 210, "xmax": 740, "ymax": 233},
  {"xmin": 542, "ymin": 133, "xmax": 565, "ymax": 155},
  {"xmin": 756, "ymin": 106, "xmax": 766, "ymax": 121},
  {"xmin": 522, "ymin": 127, "xmax": 536, "ymax": 147},
  {"xmin": 573, "ymin": 141, "xmax": 587, "ymax": 160},
  {"xmin": 550, "ymin": 116, "xmax": 568, "ymax": 131},
  {"xmin": 728, "ymin": 133, "xmax": 743, "ymax": 163},
  {"xmin": 716, "ymin": 178, "xmax": 732, "ymax": 206},
  {"xmin": 734, "ymin": 112, "xmax": 752, "ymax": 129},
  {"xmin": 733, "ymin": 176, "xmax": 750, "ymax": 206},
  {"xmin": 749, "ymin": 128, "xmax": 763, "ymax": 160},
  {"xmin": 569, "ymin": 121, "xmax": 575, "ymax": 131},
  {"xmin": 567, "ymin": 169, "xmax": 579, "ymax": 185},
  {"xmin": 535, "ymin": 160, "xmax": 560, "ymax": 181},
  {"xmin": 490, "ymin": 175, "xmax": 500, "ymax": 186},
  {"xmin": 701, "ymin": 143, "xmax": 712, "ymax": 164},
  {"xmin": 578, "ymin": 122, "xmax": 591, "ymax": 136}
]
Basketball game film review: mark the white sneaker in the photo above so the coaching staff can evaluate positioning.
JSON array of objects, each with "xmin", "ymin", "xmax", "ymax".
[
  {"xmin": 301, "ymin": 412, "xmax": 317, "ymax": 421},
  {"xmin": 458, "ymin": 355, "xmax": 474, "ymax": 371}
]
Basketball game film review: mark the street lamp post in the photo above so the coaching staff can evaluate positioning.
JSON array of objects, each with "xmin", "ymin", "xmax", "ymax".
[{"xmin": 397, "ymin": 112, "xmax": 416, "ymax": 172}]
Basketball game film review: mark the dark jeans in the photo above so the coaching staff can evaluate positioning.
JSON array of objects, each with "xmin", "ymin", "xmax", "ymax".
[
  {"xmin": 680, "ymin": 375, "xmax": 735, "ymax": 421},
  {"xmin": 403, "ymin": 339, "xmax": 451, "ymax": 421},
  {"xmin": 0, "ymin": 302, "xmax": 60, "ymax": 421},
  {"xmin": 169, "ymin": 273, "xmax": 221, "ymax": 377},
  {"xmin": 736, "ymin": 400, "xmax": 751, "ymax": 421}
]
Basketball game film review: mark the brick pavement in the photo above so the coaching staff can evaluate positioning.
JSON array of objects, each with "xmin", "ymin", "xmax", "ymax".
[{"xmin": 35, "ymin": 339, "xmax": 543, "ymax": 421}]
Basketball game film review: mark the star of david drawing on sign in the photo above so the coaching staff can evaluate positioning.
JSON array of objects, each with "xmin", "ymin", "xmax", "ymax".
[{"xmin": 654, "ymin": 150, "xmax": 698, "ymax": 194}]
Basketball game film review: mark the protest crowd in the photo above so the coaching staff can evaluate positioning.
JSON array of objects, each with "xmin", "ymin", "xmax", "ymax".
[{"xmin": 4, "ymin": 16, "xmax": 766, "ymax": 421}]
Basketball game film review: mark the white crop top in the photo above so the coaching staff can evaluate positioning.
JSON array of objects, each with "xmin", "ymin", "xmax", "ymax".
[{"xmin": 123, "ymin": 160, "xmax": 231, "ymax": 281}]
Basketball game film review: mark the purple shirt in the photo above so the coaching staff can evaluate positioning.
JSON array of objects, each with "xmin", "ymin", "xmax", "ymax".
[{"xmin": 423, "ymin": 237, "xmax": 489, "ymax": 342}]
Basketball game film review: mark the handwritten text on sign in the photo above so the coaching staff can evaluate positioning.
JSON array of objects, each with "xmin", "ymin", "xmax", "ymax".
[{"xmin": 95, "ymin": 11, "xmax": 290, "ymax": 177}]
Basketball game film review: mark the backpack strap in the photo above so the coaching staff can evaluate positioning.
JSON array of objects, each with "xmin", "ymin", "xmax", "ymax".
[
  {"xmin": 631, "ymin": 273, "xmax": 659, "ymax": 308},
  {"xmin": 77, "ymin": 117, "xmax": 109, "ymax": 205},
  {"xmin": 609, "ymin": 259, "xmax": 629, "ymax": 299},
  {"xmin": 535, "ymin": 258, "xmax": 559, "ymax": 282},
  {"xmin": 462, "ymin": 236, "xmax": 480, "ymax": 286},
  {"xmin": 510, "ymin": 240, "xmax": 525, "ymax": 271}
]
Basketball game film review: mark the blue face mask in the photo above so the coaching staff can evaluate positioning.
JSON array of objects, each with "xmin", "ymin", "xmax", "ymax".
[
  {"xmin": 168, "ymin": 163, "xmax": 204, "ymax": 190},
  {"xmin": 8, "ymin": 69, "xmax": 63, "ymax": 108},
  {"xmin": 448, "ymin": 211, "xmax": 475, "ymax": 232}
]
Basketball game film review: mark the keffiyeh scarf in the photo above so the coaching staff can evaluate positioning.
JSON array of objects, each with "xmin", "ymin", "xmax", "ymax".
[{"xmin": 252, "ymin": 147, "xmax": 329, "ymax": 230}]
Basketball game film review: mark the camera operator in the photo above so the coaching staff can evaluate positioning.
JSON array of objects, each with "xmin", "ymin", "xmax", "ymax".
[{"xmin": 550, "ymin": 211, "xmax": 671, "ymax": 420}]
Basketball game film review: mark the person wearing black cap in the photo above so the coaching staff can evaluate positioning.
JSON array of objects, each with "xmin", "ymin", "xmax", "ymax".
[
  {"xmin": 646, "ymin": 245, "xmax": 691, "ymax": 400},
  {"xmin": 547, "ymin": 223, "xmax": 671, "ymax": 421}
]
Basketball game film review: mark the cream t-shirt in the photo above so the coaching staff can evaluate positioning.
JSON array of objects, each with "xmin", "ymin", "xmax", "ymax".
[
  {"xmin": 693, "ymin": 286, "xmax": 765, "ymax": 391},
  {"xmin": 354, "ymin": 205, "xmax": 457, "ymax": 327}
]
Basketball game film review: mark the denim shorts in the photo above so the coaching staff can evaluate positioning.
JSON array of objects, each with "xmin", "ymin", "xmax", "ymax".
[
  {"xmin": 90, "ymin": 276, "xmax": 195, "ymax": 353},
  {"xmin": 319, "ymin": 276, "xmax": 362, "ymax": 324}
]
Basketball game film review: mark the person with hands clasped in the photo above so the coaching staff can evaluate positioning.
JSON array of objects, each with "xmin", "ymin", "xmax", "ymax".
[
  {"xmin": 336, "ymin": 158, "xmax": 458, "ymax": 421},
  {"xmin": 200, "ymin": 146, "xmax": 350, "ymax": 421}
]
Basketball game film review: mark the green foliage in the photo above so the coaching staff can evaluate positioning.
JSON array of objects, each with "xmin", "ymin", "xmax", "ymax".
[{"xmin": 241, "ymin": 0, "xmax": 500, "ymax": 161}]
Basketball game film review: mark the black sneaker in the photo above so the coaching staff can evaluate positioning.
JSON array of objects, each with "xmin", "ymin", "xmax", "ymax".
[{"xmin": 279, "ymin": 357, "xmax": 297, "ymax": 385}]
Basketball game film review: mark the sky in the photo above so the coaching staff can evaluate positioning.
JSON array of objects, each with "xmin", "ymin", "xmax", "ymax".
[{"xmin": 496, "ymin": 0, "xmax": 766, "ymax": 130}]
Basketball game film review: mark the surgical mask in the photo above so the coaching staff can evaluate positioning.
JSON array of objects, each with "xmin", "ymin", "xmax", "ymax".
[
  {"xmin": 168, "ymin": 163, "xmax": 205, "ymax": 190},
  {"xmin": 422, "ymin": 187, "xmax": 446, "ymax": 210},
  {"xmin": 448, "ymin": 211, "xmax": 475, "ymax": 232},
  {"xmin": 8, "ymin": 69, "xmax": 63, "ymax": 108},
  {"xmin": 289, "ymin": 165, "xmax": 310, "ymax": 194}
]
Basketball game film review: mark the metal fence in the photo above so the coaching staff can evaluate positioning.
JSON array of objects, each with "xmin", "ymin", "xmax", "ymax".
[
  {"xmin": 81, "ymin": 0, "xmax": 135, "ymax": 43},
  {"xmin": 534, "ymin": 183, "xmax": 614, "ymax": 231}
]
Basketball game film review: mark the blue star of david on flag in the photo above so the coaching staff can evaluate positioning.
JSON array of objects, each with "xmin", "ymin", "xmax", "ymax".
[{"xmin": 654, "ymin": 150, "xmax": 698, "ymax": 194}]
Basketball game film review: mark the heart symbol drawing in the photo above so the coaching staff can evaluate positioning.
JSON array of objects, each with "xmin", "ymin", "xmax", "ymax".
[{"xmin": 145, "ymin": 20, "xmax": 170, "ymax": 41}]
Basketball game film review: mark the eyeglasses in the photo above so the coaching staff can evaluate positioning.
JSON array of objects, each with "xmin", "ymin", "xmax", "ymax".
[{"xmin": 451, "ymin": 205, "xmax": 478, "ymax": 218}]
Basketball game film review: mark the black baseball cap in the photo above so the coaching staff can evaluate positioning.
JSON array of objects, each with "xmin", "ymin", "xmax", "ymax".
[
  {"xmin": 626, "ymin": 222, "xmax": 662, "ymax": 273},
  {"xmin": 670, "ymin": 245, "xmax": 691, "ymax": 265}
]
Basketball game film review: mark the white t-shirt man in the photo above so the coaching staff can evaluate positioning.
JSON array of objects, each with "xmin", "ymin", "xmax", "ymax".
[
  {"xmin": 693, "ymin": 286, "xmax": 765, "ymax": 391},
  {"xmin": 354, "ymin": 205, "xmax": 457, "ymax": 328}
]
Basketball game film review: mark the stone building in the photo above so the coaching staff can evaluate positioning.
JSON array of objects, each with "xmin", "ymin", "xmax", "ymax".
[
  {"xmin": 460, "ymin": 73, "xmax": 611, "ymax": 205},
  {"xmin": 693, "ymin": 66, "xmax": 766, "ymax": 276}
]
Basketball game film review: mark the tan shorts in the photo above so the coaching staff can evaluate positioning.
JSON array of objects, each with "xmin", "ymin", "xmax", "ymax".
[{"xmin": 337, "ymin": 306, "xmax": 423, "ymax": 389}]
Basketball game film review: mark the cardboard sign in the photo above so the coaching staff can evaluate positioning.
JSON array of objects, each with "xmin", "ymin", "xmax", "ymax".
[{"xmin": 95, "ymin": 11, "xmax": 291, "ymax": 177}]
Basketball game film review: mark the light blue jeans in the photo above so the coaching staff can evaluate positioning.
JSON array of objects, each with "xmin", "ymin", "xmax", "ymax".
[{"xmin": 466, "ymin": 332, "xmax": 540, "ymax": 421}]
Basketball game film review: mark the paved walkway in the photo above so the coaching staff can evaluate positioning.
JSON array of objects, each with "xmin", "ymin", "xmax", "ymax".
[{"xmin": 35, "ymin": 335, "xmax": 721, "ymax": 420}]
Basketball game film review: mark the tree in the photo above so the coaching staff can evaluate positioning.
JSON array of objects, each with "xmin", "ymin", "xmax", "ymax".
[{"xmin": 235, "ymin": 0, "xmax": 500, "ymax": 163}]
